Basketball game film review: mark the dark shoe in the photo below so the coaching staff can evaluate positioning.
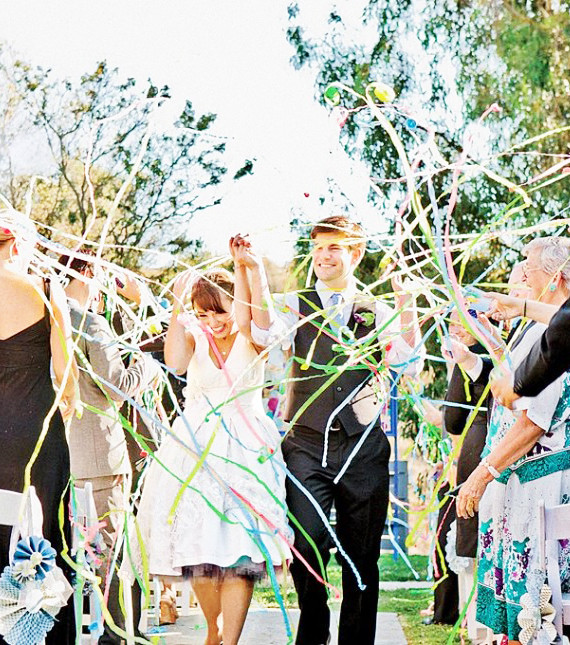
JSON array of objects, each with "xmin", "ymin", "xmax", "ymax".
[{"xmin": 98, "ymin": 625, "xmax": 148, "ymax": 644}]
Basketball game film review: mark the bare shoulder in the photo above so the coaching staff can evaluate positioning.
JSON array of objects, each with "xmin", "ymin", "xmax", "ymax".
[
  {"xmin": 0, "ymin": 271, "xmax": 43, "ymax": 302},
  {"xmin": 0, "ymin": 272, "xmax": 45, "ymax": 334}
]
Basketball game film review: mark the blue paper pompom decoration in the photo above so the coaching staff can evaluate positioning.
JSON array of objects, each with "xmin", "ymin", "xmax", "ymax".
[{"xmin": 12, "ymin": 537, "xmax": 56, "ymax": 582}]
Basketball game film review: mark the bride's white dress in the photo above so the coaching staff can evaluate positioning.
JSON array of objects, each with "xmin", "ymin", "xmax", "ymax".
[{"xmin": 130, "ymin": 325, "xmax": 293, "ymax": 578}]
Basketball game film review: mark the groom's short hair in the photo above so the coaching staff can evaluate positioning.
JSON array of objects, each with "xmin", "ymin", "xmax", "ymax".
[{"xmin": 310, "ymin": 216, "xmax": 366, "ymax": 252}]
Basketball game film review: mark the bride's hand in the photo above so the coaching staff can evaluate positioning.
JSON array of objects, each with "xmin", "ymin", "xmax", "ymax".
[
  {"xmin": 230, "ymin": 234, "xmax": 260, "ymax": 269},
  {"xmin": 171, "ymin": 270, "xmax": 194, "ymax": 304}
]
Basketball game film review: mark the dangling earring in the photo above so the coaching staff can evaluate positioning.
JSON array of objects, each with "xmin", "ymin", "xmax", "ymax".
[{"xmin": 549, "ymin": 283, "xmax": 557, "ymax": 292}]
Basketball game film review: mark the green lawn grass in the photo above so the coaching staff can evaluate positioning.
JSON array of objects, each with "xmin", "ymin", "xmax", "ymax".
[
  {"xmin": 254, "ymin": 554, "xmax": 469, "ymax": 644},
  {"xmin": 378, "ymin": 588, "xmax": 466, "ymax": 645}
]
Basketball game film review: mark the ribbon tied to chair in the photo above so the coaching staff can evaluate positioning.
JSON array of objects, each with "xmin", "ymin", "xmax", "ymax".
[
  {"xmin": 0, "ymin": 536, "xmax": 72, "ymax": 645},
  {"xmin": 517, "ymin": 583, "xmax": 557, "ymax": 645}
]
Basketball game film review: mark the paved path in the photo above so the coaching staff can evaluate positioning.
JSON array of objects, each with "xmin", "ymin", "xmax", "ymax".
[{"xmin": 149, "ymin": 607, "xmax": 407, "ymax": 644}]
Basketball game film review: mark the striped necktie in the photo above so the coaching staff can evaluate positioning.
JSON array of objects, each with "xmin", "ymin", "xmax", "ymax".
[{"xmin": 329, "ymin": 292, "xmax": 345, "ymax": 333}]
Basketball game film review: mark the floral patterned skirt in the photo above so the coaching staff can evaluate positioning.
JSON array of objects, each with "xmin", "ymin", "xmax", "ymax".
[{"xmin": 476, "ymin": 469, "xmax": 570, "ymax": 640}]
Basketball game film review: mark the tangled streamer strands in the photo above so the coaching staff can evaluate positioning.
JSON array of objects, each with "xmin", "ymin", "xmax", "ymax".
[{"xmin": 2, "ymin": 76, "xmax": 569, "ymax": 644}]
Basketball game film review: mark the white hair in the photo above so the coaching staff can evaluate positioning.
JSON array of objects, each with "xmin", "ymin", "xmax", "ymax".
[{"xmin": 523, "ymin": 237, "xmax": 570, "ymax": 284}]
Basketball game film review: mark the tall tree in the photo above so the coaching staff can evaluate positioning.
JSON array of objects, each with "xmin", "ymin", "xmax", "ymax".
[
  {"xmin": 286, "ymin": 1, "xmax": 570, "ymax": 430},
  {"xmin": 0, "ymin": 50, "xmax": 254, "ymax": 266},
  {"xmin": 286, "ymin": 0, "xmax": 570, "ymax": 280}
]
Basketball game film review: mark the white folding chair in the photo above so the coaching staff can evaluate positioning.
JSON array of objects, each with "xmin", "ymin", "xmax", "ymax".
[
  {"xmin": 0, "ymin": 486, "xmax": 44, "ymax": 560},
  {"xmin": 538, "ymin": 499, "xmax": 570, "ymax": 638},
  {"xmin": 71, "ymin": 483, "xmax": 104, "ymax": 644},
  {"xmin": 173, "ymin": 580, "xmax": 195, "ymax": 617},
  {"xmin": 76, "ymin": 486, "xmax": 140, "ymax": 645},
  {"xmin": 138, "ymin": 576, "xmax": 161, "ymax": 633}
]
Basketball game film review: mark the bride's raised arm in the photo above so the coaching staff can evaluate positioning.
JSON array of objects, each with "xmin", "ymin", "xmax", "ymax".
[
  {"xmin": 165, "ymin": 270, "xmax": 196, "ymax": 374},
  {"xmin": 230, "ymin": 234, "xmax": 273, "ymax": 345}
]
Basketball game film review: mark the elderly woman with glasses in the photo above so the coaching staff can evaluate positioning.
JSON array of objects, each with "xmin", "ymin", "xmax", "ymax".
[{"xmin": 457, "ymin": 236, "xmax": 570, "ymax": 645}]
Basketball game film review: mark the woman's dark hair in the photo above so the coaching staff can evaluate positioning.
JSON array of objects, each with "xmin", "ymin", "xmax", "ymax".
[
  {"xmin": 57, "ymin": 249, "xmax": 96, "ymax": 278},
  {"xmin": 191, "ymin": 268, "xmax": 234, "ymax": 313}
]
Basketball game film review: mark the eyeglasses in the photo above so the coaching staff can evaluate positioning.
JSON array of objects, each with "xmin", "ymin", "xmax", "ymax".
[{"xmin": 522, "ymin": 261, "xmax": 544, "ymax": 277}]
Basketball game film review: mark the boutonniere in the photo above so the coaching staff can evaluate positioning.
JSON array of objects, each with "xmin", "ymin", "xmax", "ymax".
[{"xmin": 354, "ymin": 311, "xmax": 374, "ymax": 327}]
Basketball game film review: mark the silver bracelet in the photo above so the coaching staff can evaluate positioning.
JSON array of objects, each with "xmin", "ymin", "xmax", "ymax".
[{"xmin": 481, "ymin": 457, "xmax": 501, "ymax": 479}]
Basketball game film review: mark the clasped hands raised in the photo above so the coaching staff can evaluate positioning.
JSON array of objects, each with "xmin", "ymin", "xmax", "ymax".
[{"xmin": 229, "ymin": 233, "xmax": 261, "ymax": 270}]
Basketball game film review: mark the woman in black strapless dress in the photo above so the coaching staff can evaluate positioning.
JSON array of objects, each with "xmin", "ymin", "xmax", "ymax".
[{"xmin": 0, "ymin": 213, "xmax": 77, "ymax": 644}]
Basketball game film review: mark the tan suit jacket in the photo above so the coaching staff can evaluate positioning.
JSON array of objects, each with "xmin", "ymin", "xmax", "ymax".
[{"xmin": 68, "ymin": 300, "xmax": 157, "ymax": 480}]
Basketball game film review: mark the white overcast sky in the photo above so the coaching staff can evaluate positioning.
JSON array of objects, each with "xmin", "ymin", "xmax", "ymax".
[{"xmin": 1, "ymin": 0, "xmax": 385, "ymax": 263}]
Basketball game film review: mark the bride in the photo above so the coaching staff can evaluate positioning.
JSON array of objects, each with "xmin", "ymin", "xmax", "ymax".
[{"xmin": 126, "ymin": 236, "xmax": 292, "ymax": 645}]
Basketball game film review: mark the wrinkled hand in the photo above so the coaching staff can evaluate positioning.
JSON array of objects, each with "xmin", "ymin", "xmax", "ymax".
[
  {"xmin": 486, "ymin": 291, "xmax": 524, "ymax": 322},
  {"xmin": 456, "ymin": 466, "xmax": 490, "ymax": 518},
  {"xmin": 490, "ymin": 367, "xmax": 520, "ymax": 409},
  {"xmin": 474, "ymin": 312, "xmax": 505, "ymax": 354}
]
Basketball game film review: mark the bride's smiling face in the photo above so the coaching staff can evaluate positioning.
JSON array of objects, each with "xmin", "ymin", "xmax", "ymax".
[{"xmin": 193, "ymin": 294, "xmax": 234, "ymax": 338}]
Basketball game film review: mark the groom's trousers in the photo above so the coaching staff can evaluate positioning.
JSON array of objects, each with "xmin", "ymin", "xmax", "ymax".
[{"xmin": 282, "ymin": 423, "xmax": 390, "ymax": 645}]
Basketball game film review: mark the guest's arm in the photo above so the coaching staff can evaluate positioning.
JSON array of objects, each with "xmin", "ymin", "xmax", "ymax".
[
  {"xmin": 164, "ymin": 271, "xmax": 196, "ymax": 375},
  {"xmin": 49, "ymin": 279, "xmax": 79, "ymax": 419},
  {"xmin": 457, "ymin": 411, "xmax": 543, "ymax": 518},
  {"xmin": 514, "ymin": 296, "xmax": 570, "ymax": 396},
  {"xmin": 443, "ymin": 337, "xmax": 494, "ymax": 385},
  {"xmin": 473, "ymin": 356, "xmax": 494, "ymax": 385},
  {"xmin": 490, "ymin": 296, "xmax": 570, "ymax": 405},
  {"xmin": 85, "ymin": 314, "xmax": 160, "ymax": 402},
  {"xmin": 487, "ymin": 292, "xmax": 559, "ymax": 325},
  {"xmin": 442, "ymin": 365, "xmax": 472, "ymax": 435}
]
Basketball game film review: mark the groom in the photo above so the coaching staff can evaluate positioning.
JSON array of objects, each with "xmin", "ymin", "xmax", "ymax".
[{"xmin": 252, "ymin": 216, "xmax": 422, "ymax": 644}]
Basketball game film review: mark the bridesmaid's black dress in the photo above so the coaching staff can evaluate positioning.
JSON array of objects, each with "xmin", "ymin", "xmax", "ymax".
[{"xmin": 0, "ymin": 296, "xmax": 74, "ymax": 644}]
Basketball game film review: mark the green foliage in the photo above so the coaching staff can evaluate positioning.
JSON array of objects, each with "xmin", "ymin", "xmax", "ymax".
[
  {"xmin": 286, "ymin": 0, "xmax": 570, "ymax": 223},
  {"xmin": 254, "ymin": 554, "xmax": 429, "ymax": 607},
  {"xmin": 233, "ymin": 159, "xmax": 255, "ymax": 180},
  {"xmin": 378, "ymin": 589, "xmax": 466, "ymax": 644},
  {"xmin": 0, "ymin": 50, "xmax": 251, "ymax": 268},
  {"xmin": 285, "ymin": 0, "xmax": 570, "ymax": 436}
]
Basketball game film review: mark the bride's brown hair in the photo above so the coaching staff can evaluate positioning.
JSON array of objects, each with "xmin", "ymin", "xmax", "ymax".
[{"xmin": 190, "ymin": 268, "xmax": 235, "ymax": 314}]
